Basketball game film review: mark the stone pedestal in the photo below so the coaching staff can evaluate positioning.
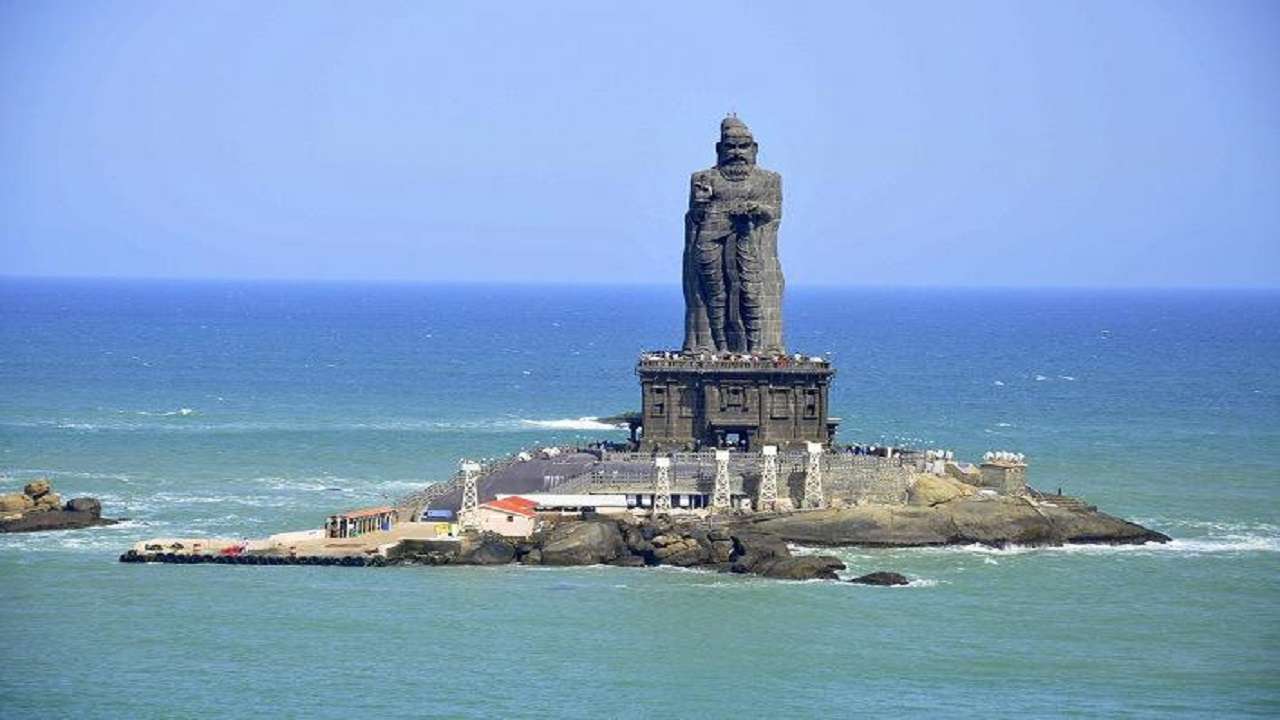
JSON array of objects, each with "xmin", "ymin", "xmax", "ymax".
[{"xmin": 636, "ymin": 353, "xmax": 836, "ymax": 452}]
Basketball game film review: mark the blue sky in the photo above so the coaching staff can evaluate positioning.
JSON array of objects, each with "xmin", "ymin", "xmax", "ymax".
[{"xmin": 2, "ymin": 1, "xmax": 1277, "ymax": 287}]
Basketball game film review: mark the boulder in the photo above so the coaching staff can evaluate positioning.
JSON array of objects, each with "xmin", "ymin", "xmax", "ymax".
[
  {"xmin": 457, "ymin": 535, "xmax": 516, "ymax": 565},
  {"xmin": 23, "ymin": 479, "xmax": 51, "ymax": 499},
  {"xmin": 709, "ymin": 539, "xmax": 734, "ymax": 563},
  {"xmin": 657, "ymin": 538, "xmax": 710, "ymax": 567},
  {"xmin": 728, "ymin": 531, "xmax": 791, "ymax": 574},
  {"xmin": 537, "ymin": 520, "xmax": 626, "ymax": 566},
  {"xmin": 750, "ymin": 555, "xmax": 846, "ymax": 581},
  {"xmin": 908, "ymin": 474, "xmax": 974, "ymax": 507},
  {"xmin": 0, "ymin": 493, "xmax": 34, "ymax": 513},
  {"xmin": 34, "ymin": 493, "xmax": 62, "ymax": 511},
  {"xmin": 65, "ymin": 498, "xmax": 102, "ymax": 516},
  {"xmin": 850, "ymin": 571, "xmax": 910, "ymax": 586}
]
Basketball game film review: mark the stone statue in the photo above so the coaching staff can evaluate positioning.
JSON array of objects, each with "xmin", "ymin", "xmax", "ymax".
[{"xmin": 682, "ymin": 116, "xmax": 785, "ymax": 355}]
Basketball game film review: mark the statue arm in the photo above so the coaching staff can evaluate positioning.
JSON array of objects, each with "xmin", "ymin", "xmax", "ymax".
[
  {"xmin": 737, "ymin": 172, "xmax": 780, "ymax": 225},
  {"xmin": 687, "ymin": 172, "xmax": 714, "ymax": 225}
]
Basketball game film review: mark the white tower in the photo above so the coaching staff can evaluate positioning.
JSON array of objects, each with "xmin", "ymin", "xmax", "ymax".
[
  {"xmin": 804, "ymin": 441, "xmax": 825, "ymax": 509},
  {"xmin": 712, "ymin": 449, "xmax": 732, "ymax": 510},
  {"xmin": 757, "ymin": 445, "xmax": 778, "ymax": 511},
  {"xmin": 652, "ymin": 456, "xmax": 672, "ymax": 516},
  {"xmin": 459, "ymin": 460, "xmax": 481, "ymax": 531}
]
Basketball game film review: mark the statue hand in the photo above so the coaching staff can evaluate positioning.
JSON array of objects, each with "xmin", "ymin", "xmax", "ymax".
[{"xmin": 746, "ymin": 201, "xmax": 775, "ymax": 222}]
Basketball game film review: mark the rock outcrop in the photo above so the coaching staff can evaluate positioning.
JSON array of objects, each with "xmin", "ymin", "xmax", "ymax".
[
  {"xmin": 907, "ymin": 474, "xmax": 975, "ymax": 507},
  {"xmin": 0, "ymin": 478, "xmax": 118, "ymax": 533},
  {"xmin": 457, "ymin": 534, "xmax": 518, "ymax": 565},
  {"xmin": 850, "ymin": 571, "xmax": 910, "ymax": 586},
  {"xmin": 533, "ymin": 519, "xmax": 627, "ymax": 566},
  {"xmin": 743, "ymin": 494, "xmax": 1169, "ymax": 548}
]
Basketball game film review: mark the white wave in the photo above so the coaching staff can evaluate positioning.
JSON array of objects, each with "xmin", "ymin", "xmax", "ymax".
[
  {"xmin": 905, "ymin": 578, "xmax": 939, "ymax": 588},
  {"xmin": 148, "ymin": 492, "xmax": 294, "ymax": 508},
  {"xmin": 909, "ymin": 536, "xmax": 1280, "ymax": 557},
  {"xmin": 1035, "ymin": 374, "xmax": 1048, "ymax": 381},
  {"xmin": 0, "ymin": 520, "xmax": 152, "ymax": 553},
  {"xmin": 134, "ymin": 408, "xmax": 196, "ymax": 417},
  {"xmin": 520, "ymin": 417, "xmax": 624, "ymax": 431},
  {"xmin": 995, "ymin": 422, "xmax": 1014, "ymax": 428},
  {"xmin": 992, "ymin": 380, "xmax": 1005, "ymax": 386},
  {"xmin": 1, "ymin": 468, "xmax": 134, "ymax": 483},
  {"xmin": 1059, "ymin": 375, "xmax": 1076, "ymax": 381}
]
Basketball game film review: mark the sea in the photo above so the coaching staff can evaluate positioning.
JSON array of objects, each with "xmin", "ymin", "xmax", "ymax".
[{"xmin": 1, "ymin": 279, "xmax": 1277, "ymax": 718}]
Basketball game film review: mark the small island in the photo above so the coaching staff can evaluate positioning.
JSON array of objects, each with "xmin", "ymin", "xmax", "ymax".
[
  {"xmin": 118, "ymin": 117, "xmax": 1169, "ymax": 582},
  {"xmin": 1, "ymin": 478, "xmax": 118, "ymax": 533}
]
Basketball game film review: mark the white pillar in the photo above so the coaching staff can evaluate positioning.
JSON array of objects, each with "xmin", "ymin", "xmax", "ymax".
[
  {"xmin": 652, "ymin": 457, "xmax": 672, "ymax": 516},
  {"xmin": 712, "ymin": 449, "xmax": 731, "ymax": 510},
  {"xmin": 804, "ymin": 442, "xmax": 825, "ymax": 509},
  {"xmin": 460, "ymin": 460, "xmax": 481, "ymax": 532},
  {"xmin": 757, "ymin": 445, "xmax": 778, "ymax": 511}
]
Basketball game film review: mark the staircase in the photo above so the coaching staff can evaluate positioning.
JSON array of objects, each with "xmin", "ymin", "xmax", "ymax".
[
  {"xmin": 395, "ymin": 470, "xmax": 466, "ymax": 520},
  {"xmin": 1028, "ymin": 488, "xmax": 1095, "ymax": 512}
]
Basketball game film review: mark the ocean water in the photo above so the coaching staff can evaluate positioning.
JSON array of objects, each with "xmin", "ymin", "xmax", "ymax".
[{"xmin": 1, "ymin": 279, "xmax": 1277, "ymax": 718}]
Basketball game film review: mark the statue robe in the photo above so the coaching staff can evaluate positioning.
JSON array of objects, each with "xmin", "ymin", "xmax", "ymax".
[{"xmin": 682, "ymin": 166, "xmax": 784, "ymax": 354}]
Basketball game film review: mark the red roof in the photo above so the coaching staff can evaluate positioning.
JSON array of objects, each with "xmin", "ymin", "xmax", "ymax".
[{"xmin": 481, "ymin": 496, "xmax": 538, "ymax": 518}]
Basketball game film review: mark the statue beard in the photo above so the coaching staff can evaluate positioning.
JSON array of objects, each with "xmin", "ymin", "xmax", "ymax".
[{"xmin": 718, "ymin": 160, "xmax": 753, "ymax": 181}]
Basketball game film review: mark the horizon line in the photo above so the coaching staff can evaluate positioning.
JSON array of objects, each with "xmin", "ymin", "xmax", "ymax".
[{"xmin": 0, "ymin": 273, "xmax": 1277, "ymax": 292}]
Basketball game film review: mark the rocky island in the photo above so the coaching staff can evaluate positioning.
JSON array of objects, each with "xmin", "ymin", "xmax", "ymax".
[
  {"xmin": 1, "ymin": 478, "xmax": 118, "ymax": 533},
  {"xmin": 118, "ymin": 116, "xmax": 1169, "ymax": 580}
]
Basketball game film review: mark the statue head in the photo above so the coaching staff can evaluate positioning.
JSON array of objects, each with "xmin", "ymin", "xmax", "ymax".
[{"xmin": 716, "ymin": 115, "xmax": 757, "ymax": 181}]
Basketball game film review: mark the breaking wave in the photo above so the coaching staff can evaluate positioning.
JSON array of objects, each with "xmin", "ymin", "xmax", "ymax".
[
  {"xmin": 133, "ymin": 408, "xmax": 196, "ymax": 417},
  {"xmin": 520, "ymin": 417, "xmax": 624, "ymax": 431}
]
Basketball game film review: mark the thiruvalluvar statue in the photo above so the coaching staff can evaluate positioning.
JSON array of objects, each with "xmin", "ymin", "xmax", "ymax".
[{"xmin": 682, "ymin": 116, "xmax": 785, "ymax": 355}]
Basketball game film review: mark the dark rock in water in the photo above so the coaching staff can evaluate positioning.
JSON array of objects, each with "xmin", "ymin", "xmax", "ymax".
[
  {"xmin": 850, "ymin": 571, "xmax": 910, "ymax": 586},
  {"xmin": 457, "ymin": 535, "xmax": 516, "ymax": 565},
  {"xmin": 0, "ymin": 508, "xmax": 118, "ymax": 534},
  {"xmin": 537, "ymin": 520, "xmax": 626, "ymax": 566},
  {"xmin": 723, "ymin": 530, "xmax": 845, "ymax": 580},
  {"xmin": 749, "ymin": 555, "xmax": 846, "ymax": 581},
  {"xmin": 728, "ymin": 531, "xmax": 790, "ymax": 574},
  {"xmin": 608, "ymin": 555, "xmax": 646, "ymax": 568},
  {"xmin": 1, "ymin": 479, "xmax": 117, "ymax": 533},
  {"xmin": 65, "ymin": 497, "xmax": 102, "ymax": 516}
]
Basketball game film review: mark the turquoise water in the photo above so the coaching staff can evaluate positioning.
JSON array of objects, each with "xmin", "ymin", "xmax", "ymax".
[{"xmin": 1, "ymin": 280, "xmax": 1277, "ymax": 718}]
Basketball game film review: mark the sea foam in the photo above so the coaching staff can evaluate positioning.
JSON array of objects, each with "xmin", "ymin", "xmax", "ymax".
[{"xmin": 520, "ymin": 417, "xmax": 624, "ymax": 431}]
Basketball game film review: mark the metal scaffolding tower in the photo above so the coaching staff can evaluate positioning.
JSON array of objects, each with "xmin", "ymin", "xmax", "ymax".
[
  {"xmin": 757, "ymin": 445, "xmax": 778, "ymax": 511},
  {"xmin": 459, "ymin": 460, "xmax": 481, "ymax": 531},
  {"xmin": 803, "ymin": 442, "xmax": 825, "ymax": 509},
  {"xmin": 652, "ymin": 456, "xmax": 672, "ymax": 516},
  {"xmin": 711, "ymin": 449, "xmax": 731, "ymax": 510}
]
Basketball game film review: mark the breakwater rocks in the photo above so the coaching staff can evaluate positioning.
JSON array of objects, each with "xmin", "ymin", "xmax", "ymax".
[
  {"xmin": 119, "ymin": 550, "xmax": 386, "ymax": 567},
  {"xmin": 0, "ymin": 479, "xmax": 119, "ymax": 534}
]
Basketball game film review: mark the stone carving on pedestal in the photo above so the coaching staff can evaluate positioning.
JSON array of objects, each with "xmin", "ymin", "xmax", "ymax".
[{"xmin": 682, "ymin": 116, "xmax": 786, "ymax": 355}]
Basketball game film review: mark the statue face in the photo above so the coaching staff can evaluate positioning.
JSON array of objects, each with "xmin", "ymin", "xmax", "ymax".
[{"xmin": 716, "ymin": 134, "xmax": 757, "ymax": 180}]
